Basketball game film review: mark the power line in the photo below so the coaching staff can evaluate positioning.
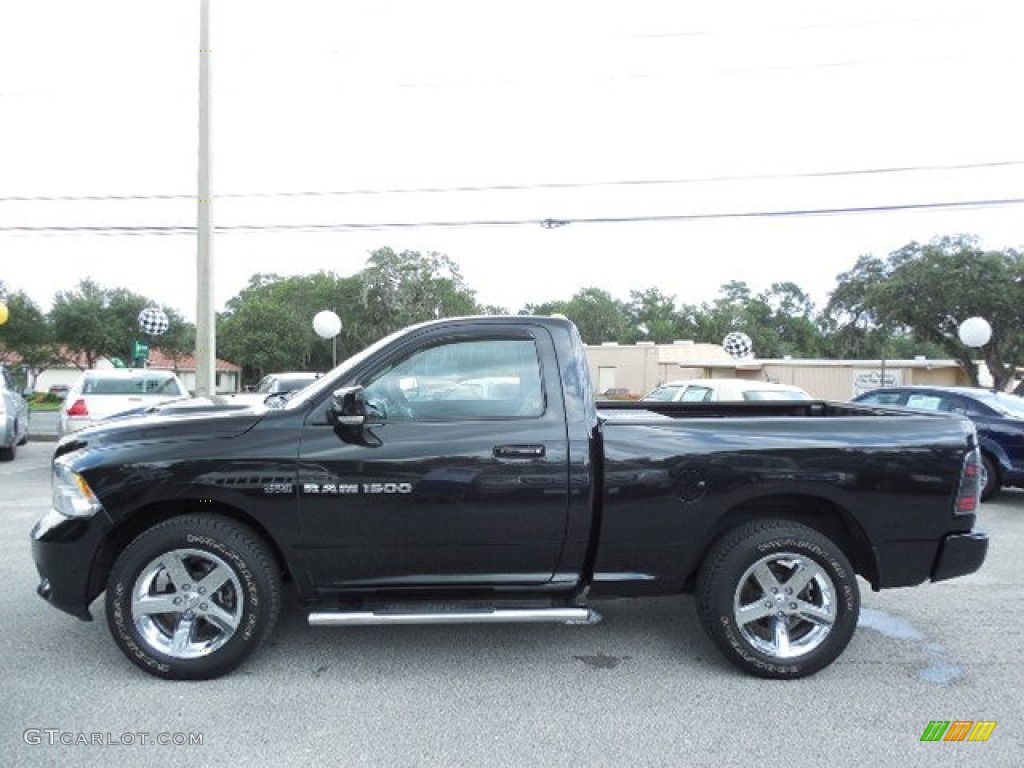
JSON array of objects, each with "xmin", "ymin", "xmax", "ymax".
[
  {"xmin": 3, "ymin": 197, "xmax": 1023, "ymax": 236},
  {"xmin": 1, "ymin": 160, "xmax": 1021, "ymax": 203}
]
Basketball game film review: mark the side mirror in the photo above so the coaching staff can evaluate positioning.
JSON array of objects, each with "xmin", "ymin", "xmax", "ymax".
[{"xmin": 328, "ymin": 385, "xmax": 368, "ymax": 427}]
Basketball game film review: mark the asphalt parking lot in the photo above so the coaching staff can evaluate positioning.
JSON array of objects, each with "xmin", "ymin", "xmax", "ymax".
[{"xmin": 2, "ymin": 441, "xmax": 1022, "ymax": 767}]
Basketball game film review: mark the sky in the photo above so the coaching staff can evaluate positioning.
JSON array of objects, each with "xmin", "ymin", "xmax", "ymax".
[{"xmin": 1, "ymin": 0, "xmax": 1023, "ymax": 323}]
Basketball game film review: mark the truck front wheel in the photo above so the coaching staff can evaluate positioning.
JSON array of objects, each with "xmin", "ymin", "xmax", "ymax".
[
  {"xmin": 696, "ymin": 520, "xmax": 859, "ymax": 679},
  {"xmin": 105, "ymin": 515, "xmax": 281, "ymax": 680}
]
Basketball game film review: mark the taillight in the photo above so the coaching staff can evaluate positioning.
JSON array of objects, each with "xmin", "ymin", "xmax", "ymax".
[
  {"xmin": 66, "ymin": 399, "xmax": 89, "ymax": 418},
  {"xmin": 956, "ymin": 450, "xmax": 981, "ymax": 514}
]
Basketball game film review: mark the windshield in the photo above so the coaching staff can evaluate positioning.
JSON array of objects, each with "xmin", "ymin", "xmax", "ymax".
[
  {"xmin": 973, "ymin": 390, "xmax": 1024, "ymax": 418},
  {"xmin": 643, "ymin": 386, "xmax": 682, "ymax": 402}
]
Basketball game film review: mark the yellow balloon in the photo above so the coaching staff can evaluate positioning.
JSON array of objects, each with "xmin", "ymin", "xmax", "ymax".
[{"xmin": 0, "ymin": 301, "xmax": 8, "ymax": 325}]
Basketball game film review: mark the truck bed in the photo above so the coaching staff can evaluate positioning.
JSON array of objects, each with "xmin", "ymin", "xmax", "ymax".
[{"xmin": 597, "ymin": 399, "xmax": 910, "ymax": 419}]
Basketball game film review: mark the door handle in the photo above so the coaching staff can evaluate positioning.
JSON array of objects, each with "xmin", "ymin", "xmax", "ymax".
[{"xmin": 493, "ymin": 444, "xmax": 546, "ymax": 458}]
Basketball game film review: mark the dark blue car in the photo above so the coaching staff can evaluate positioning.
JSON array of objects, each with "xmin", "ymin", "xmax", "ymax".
[{"xmin": 852, "ymin": 385, "xmax": 1024, "ymax": 500}]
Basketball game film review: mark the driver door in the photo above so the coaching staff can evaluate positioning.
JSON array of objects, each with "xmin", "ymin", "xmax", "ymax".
[{"xmin": 297, "ymin": 323, "xmax": 570, "ymax": 590}]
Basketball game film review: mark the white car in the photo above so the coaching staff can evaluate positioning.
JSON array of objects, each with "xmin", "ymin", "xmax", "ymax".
[
  {"xmin": 642, "ymin": 378, "xmax": 813, "ymax": 403},
  {"xmin": 58, "ymin": 369, "xmax": 190, "ymax": 437}
]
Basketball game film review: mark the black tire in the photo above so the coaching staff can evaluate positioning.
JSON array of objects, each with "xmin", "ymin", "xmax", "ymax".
[
  {"xmin": 695, "ymin": 520, "xmax": 860, "ymax": 679},
  {"xmin": 105, "ymin": 515, "xmax": 281, "ymax": 680},
  {"xmin": 980, "ymin": 453, "xmax": 1000, "ymax": 501},
  {"xmin": 0, "ymin": 439, "xmax": 14, "ymax": 461}
]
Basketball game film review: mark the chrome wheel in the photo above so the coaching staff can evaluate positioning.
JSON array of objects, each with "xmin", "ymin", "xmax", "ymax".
[
  {"xmin": 697, "ymin": 520, "xmax": 858, "ymax": 678},
  {"xmin": 733, "ymin": 552, "xmax": 837, "ymax": 660},
  {"xmin": 131, "ymin": 548, "xmax": 243, "ymax": 660}
]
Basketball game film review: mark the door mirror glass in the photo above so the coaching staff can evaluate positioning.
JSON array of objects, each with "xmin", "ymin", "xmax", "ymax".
[{"xmin": 328, "ymin": 385, "xmax": 368, "ymax": 427}]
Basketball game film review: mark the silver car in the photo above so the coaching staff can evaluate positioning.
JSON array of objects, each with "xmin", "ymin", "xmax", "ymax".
[{"xmin": 1, "ymin": 366, "xmax": 30, "ymax": 461}]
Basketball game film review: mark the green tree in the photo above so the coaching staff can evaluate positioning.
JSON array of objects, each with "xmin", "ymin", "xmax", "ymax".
[
  {"xmin": 355, "ymin": 248, "xmax": 480, "ymax": 340},
  {"xmin": 822, "ymin": 253, "xmax": 900, "ymax": 359},
  {"xmin": 0, "ymin": 285, "xmax": 62, "ymax": 389},
  {"xmin": 218, "ymin": 272, "xmax": 357, "ymax": 381},
  {"xmin": 154, "ymin": 308, "xmax": 197, "ymax": 367},
  {"xmin": 827, "ymin": 236, "xmax": 1024, "ymax": 388},
  {"xmin": 0, "ymin": 285, "xmax": 51, "ymax": 363},
  {"xmin": 219, "ymin": 252, "xmax": 481, "ymax": 386},
  {"xmin": 49, "ymin": 279, "xmax": 110, "ymax": 368},
  {"xmin": 525, "ymin": 287, "xmax": 629, "ymax": 344},
  {"xmin": 625, "ymin": 287, "xmax": 684, "ymax": 343},
  {"xmin": 655, "ymin": 281, "xmax": 827, "ymax": 359},
  {"xmin": 692, "ymin": 280, "xmax": 754, "ymax": 345},
  {"xmin": 49, "ymin": 280, "xmax": 190, "ymax": 369},
  {"xmin": 757, "ymin": 282, "xmax": 825, "ymax": 358}
]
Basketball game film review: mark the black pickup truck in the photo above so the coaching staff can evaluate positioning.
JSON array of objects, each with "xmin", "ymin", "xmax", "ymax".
[{"xmin": 32, "ymin": 315, "xmax": 988, "ymax": 680}]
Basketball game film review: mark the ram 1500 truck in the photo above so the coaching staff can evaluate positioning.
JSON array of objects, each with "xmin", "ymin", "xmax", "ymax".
[{"xmin": 31, "ymin": 315, "xmax": 988, "ymax": 680}]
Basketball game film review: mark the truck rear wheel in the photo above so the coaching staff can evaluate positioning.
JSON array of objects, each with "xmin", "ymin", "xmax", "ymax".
[
  {"xmin": 695, "ymin": 520, "xmax": 859, "ymax": 679},
  {"xmin": 105, "ymin": 515, "xmax": 281, "ymax": 680}
]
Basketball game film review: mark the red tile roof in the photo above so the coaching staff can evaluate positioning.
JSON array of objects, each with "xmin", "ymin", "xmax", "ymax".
[
  {"xmin": 147, "ymin": 348, "xmax": 240, "ymax": 373},
  {"xmin": 1, "ymin": 345, "xmax": 240, "ymax": 373}
]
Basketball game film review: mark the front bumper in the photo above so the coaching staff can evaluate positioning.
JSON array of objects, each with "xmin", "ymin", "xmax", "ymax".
[
  {"xmin": 31, "ymin": 509, "xmax": 113, "ymax": 621},
  {"xmin": 931, "ymin": 529, "xmax": 989, "ymax": 582}
]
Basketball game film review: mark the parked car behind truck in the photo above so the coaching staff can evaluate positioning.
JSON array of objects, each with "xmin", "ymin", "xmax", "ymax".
[
  {"xmin": 58, "ymin": 369, "xmax": 189, "ymax": 437},
  {"xmin": 32, "ymin": 316, "xmax": 987, "ymax": 681},
  {"xmin": 643, "ymin": 378, "xmax": 812, "ymax": 402},
  {"xmin": 1, "ymin": 366, "xmax": 29, "ymax": 461},
  {"xmin": 852, "ymin": 385, "xmax": 1024, "ymax": 500},
  {"xmin": 229, "ymin": 371, "xmax": 322, "ymax": 406}
]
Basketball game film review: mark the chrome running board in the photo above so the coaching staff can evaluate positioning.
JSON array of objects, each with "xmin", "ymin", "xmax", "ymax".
[{"xmin": 308, "ymin": 606, "xmax": 601, "ymax": 627}]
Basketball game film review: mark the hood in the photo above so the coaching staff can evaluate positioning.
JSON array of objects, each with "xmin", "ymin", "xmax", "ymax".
[
  {"xmin": 55, "ymin": 397, "xmax": 265, "ymax": 454},
  {"xmin": 114, "ymin": 395, "xmax": 266, "ymax": 418}
]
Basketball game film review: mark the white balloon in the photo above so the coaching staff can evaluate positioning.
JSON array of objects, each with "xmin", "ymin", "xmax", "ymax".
[
  {"xmin": 313, "ymin": 310, "xmax": 342, "ymax": 339},
  {"xmin": 958, "ymin": 316, "xmax": 991, "ymax": 348}
]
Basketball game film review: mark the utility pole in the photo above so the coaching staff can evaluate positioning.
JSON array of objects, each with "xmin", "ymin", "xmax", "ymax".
[{"xmin": 195, "ymin": 0, "xmax": 216, "ymax": 396}]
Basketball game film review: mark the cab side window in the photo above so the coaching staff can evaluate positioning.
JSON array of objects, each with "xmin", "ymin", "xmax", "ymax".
[{"xmin": 363, "ymin": 338, "xmax": 545, "ymax": 421}]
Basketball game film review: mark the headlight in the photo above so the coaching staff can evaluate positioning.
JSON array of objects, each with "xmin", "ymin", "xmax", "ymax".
[{"xmin": 52, "ymin": 460, "xmax": 104, "ymax": 519}]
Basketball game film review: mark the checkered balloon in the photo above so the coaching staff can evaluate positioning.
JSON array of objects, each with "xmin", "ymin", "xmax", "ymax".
[
  {"xmin": 138, "ymin": 307, "xmax": 169, "ymax": 336},
  {"xmin": 722, "ymin": 331, "xmax": 753, "ymax": 359}
]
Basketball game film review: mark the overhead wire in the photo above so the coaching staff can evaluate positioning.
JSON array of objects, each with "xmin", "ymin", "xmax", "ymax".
[
  {"xmin": 1, "ymin": 159, "xmax": 1021, "ymax": 203},
  {"xmin": 3, "ymin": 197, "xmax": 1022, "ymax": 236}
]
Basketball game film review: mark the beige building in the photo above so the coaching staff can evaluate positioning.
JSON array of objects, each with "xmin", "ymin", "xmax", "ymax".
[{"xmin": 584, "ymin": 341, "xmax": 977, "ymax": 401}]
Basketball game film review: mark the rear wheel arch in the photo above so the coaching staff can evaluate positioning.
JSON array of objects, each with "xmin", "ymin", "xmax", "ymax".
[{"xmin": 693, "ymin": 494, "xmax": 878, "ymax": 589}]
